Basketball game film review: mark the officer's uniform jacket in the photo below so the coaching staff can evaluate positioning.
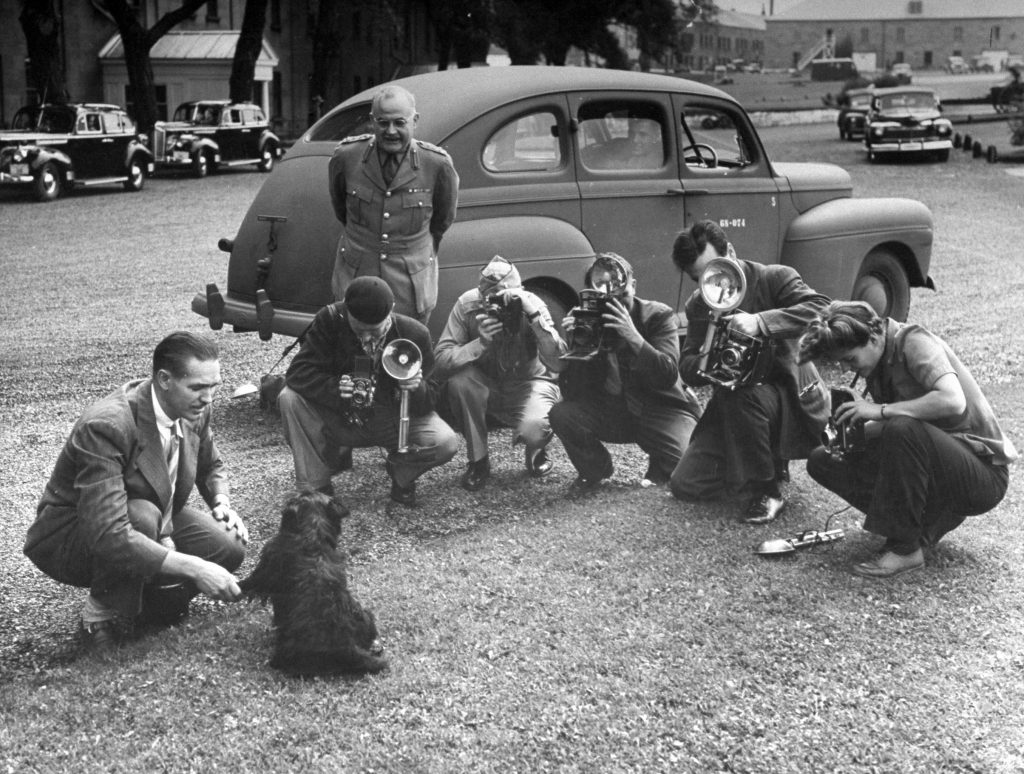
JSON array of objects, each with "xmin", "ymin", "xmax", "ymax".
[{"xmin": 328, "ymin": 134, "xmax": 459, "ymax": 320}]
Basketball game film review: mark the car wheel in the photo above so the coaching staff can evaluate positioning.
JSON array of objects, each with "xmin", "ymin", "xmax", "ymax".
[
  {"xmin": 192, "ymin": 151, "xmax": 208, "ymax": 178},
  {"xmin": 33, "ymin": 161, "xmax": 61, "ymax": 202},
  {"xmin": 853, "ymin": 249, "xmax": 910, "ymax": 321},
  {"xmin": 258, "ymin": 144, "xmax": 276, "ymax": 172},
  {"xmin": 124, "ymin": 156, "xmax": 145, "ymax": 191}
]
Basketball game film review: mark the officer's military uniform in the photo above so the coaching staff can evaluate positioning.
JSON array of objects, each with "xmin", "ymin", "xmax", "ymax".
[{"xmin": 328, "ymin": 135, "xmax": 459, "ymax": 323}]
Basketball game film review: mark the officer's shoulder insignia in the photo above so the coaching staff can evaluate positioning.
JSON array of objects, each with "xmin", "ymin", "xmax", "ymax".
[
  {"xmin": 338, "ymin": 133, "xmax": 373, "ymax": 146},
  {"xmin": 415, "ymin": 139, "xmax": 450, "ymax": 157}
]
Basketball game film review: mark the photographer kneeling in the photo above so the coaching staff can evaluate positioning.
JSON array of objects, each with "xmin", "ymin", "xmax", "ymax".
[
  {"xmin": 799, "ymin": 301, "xmax": 1017, "ymax": 578},
  {"xmin": 550, "ymin": 252, "xmax": 701, "ymax": 488},
  {"xmin": 433, "ymin": 255, "xmax": 567, "ymax": 491}
]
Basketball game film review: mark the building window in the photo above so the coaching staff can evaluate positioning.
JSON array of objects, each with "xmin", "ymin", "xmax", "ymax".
[
  {"xmin": 953, "ymin": 26, "xmax": 963, "ymax": 42},
  {"xmin": 991, "ymin": 26, "xmax": 1001, "ymax": 43},
  {"xmin": 923, "ymin": 50, "xmax": 932, "ymax": 67},
  {"xmin": 907, "ymin": 1, "xmax": 922, "ymax": 13},
  {"xmin": 895, "ymin": 27, "xmax": 905, "ymax": 44},
  {"xmin": 860, "ymin": 28, "xmax": 869, "ymax": 44},
  {"xmin": 206, "ymin": 0, "xmax": 219, "ymax": 22}
]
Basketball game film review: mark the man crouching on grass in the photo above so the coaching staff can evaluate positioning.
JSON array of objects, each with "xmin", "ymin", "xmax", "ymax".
[
  {"xmin": 798, "ymin": 301, "xmax": 1016, "ymax": 578},
  {"xmin": 24, "ymin": 332, "xmax": 248, "ymax": 651}
]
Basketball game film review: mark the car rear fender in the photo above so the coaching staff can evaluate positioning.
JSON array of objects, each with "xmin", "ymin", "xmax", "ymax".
[
  {"xmin": 437, "ymin": 215, "xmax": 596, "ymax": 315},
  {"xmin": 780, "ymin": 197, "xmax": 934, "ymax": 299},
  {"xmin": 259, "ymin": 129, "xmax": 282, "ymax": 153},
  {"xmin": 124, "ymin": 142, "xmax": 153, "ymax": 166}
]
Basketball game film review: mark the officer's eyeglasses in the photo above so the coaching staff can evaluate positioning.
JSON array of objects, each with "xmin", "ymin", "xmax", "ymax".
[{"xmin": 372, "ymin": 116, "xmax": 412, "ymax": 130}]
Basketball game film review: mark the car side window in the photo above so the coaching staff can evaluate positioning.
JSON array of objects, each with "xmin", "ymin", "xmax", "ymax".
[
  {"xmin": 80, "ymin": 114, "xmax": 102, "ymax": 134},
  {"xmin": 102, "ymin": 113, "xmax": 123, "ymax": 134},
  {"xmin": 577, "ymin": 102, "xmax": 667, "ymax": 171},
  {"xmin": 678, "ymin": 103, "xmax": 757, "ymax": 172},
  {"xmin": 482, "ymin": 111, "xmax": 561, "ymax": 173}
]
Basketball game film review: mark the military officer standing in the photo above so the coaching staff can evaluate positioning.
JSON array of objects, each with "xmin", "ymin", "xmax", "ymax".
[{"xmin": 328, "ymin": 84, "xmax": 460, "ymax": 324}]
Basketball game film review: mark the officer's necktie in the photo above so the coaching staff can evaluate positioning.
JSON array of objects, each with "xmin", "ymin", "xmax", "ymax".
[{"xmin": 383, "ymin": 153, "xmax": 400, "ymax": 184}]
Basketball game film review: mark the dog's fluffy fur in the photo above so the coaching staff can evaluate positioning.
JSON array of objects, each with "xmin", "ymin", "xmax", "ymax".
[{"xmin": 239, "ymin": 491, "xmax": 388, "ymax": 676}]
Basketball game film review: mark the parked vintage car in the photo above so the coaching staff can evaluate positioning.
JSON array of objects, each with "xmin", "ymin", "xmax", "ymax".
[
  {"xmin": 889, "ymin": 63, "xmax": 913, "ymax": 84},
  {"xmin": 864, "ymin": 86, "xmax": 953, "ymax": 163},
  {"xmin": 945, "ymin": 56, "xmax": 971, "ymax": 74},
  {"xmin": 836, "ymin": 87, "xmax": 874, "ymax": 141},
  {"xmin": 152, "ymin": 100, "xmax": 281, "ymax": 177},
  {"xmin": 0, "ymin": 103, "xmax": 153, "ymax": 201},
  {"xmin": 191, "ymin": 67, "xmax": 935, "ymax": 342}
]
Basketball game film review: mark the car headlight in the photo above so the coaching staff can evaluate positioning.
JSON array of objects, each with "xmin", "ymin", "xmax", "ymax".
[{"xmin": 13, "ymin": 149, "xmax": 25, "ymax": 162}]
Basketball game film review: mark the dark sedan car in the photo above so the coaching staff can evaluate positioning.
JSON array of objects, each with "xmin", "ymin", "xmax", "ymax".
[
  {"xmin": 0, "ymin": 103, "xmax": 153, "ymax": 201},
  {"xmin": 192, "ymin": 66, "xmax": 935, "ymax": 342},
  {"xmin": 152, "ymin": 100, "xmax": 281, "ymax": 177},
  {"xmin": 836, "ymin": 87, "xmax": 874, "ymax": 141},
  {"xmin": 865, "ymin": 87, "xmax": 953, "ymax": 163}
]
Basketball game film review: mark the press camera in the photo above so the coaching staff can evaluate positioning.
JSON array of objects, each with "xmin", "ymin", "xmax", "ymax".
[
  {"xmin": 561, "ymin": 289, "xmax": 611, "ymax": 361},
  {"xmin": 483, "ymin": 291, "xmax": 523, "ymax": 336},
  {"xmin": 821, "ymin": 386, "xmax": 865, "ymax": 459},
  {"xmin": 695, "ymin": 256, "xmax": 773, "ymax": 389}
]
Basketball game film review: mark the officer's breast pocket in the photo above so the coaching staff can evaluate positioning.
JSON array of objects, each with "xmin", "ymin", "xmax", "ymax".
[
  {"xmin": 347, "ymin": 184, "xmax": 375, "ymax": 226},
  {"xmin": 401, "ymin": 189, "xmax": 433, "ymax": 231}
]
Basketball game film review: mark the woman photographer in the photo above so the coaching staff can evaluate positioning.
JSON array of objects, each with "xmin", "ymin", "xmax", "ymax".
[{"xmin": 799, "ymin": 301, "xmax": 1017, "ymax": 578}]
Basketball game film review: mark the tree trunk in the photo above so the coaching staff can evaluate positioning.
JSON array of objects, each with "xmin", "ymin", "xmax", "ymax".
[
  {"xmin": 311, "ymin": 0, "xmax": 345, "ymax": 122},
  {"xmin": 19, "ymin": 0, "xmax": 67, "ymax": 104},
  {"xmin": 230, "ymin": 0, "xmax": 270, "ymax": 104},
  {"xmin": 99, "ymin": 0, "xmax": 210, "ymax": 135}
]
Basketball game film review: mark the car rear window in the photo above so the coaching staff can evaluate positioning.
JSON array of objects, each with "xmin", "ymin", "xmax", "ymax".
[
  {"xmin": 307, "ymin": 103, "xmax": 375, "ymax": 143},
  {"xmin": 482, "ymin": 110, "xmax": 562, "ymax": 173}
]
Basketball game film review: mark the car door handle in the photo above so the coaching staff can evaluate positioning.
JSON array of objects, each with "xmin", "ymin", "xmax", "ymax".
[{"xmin": 666, "ymin": 188, "xmax": 709, "ymax": 196}]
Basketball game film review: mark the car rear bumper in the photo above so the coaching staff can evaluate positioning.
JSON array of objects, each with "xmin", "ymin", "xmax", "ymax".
[{"xmin": 191, "ymin": 288, "xmax": 315, "ymax": 339}]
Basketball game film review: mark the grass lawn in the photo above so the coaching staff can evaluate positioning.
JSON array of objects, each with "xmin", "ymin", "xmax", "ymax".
[{"xmin": 2, "ymin": 124, "xmax": 1024, "ymax": 772}]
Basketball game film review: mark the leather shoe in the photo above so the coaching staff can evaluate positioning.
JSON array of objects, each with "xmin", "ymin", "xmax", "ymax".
[
  {"xmin": 572, "ymin": 460, "xmax": 613, "ymax": 491},
  {"xmin": 390, "ymin": 478, "xmax": 416, "ymax": 506},
  {"xmin": 80, "ymin": 617, "xmax": 133, "ymax": 652},
  {"xmin": 743, "ymin": 494, "xmax": 786, "ymax": 524},
  {"xmin": 525, "ymin": 447, "xmax": 553, "ymax": 478},
  {"xmin": 460, "ymin": 456, "xmax": 491, "ymax": 491},
  {"xmin": 852, "ymin": 549, "xmax": 924, "ymax": 579},
  {"xmin": 641, "ymin": 459, "xmax": 670, "ymax": 487}
]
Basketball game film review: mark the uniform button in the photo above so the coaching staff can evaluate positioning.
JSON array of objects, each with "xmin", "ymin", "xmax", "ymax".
[
  {"xmin": 382, "ymin": 233, "xmax": 388, "ymax": 239},
  {"xmin": 386, "ymin": 191, "xmax": 392, "ymax": 196},
  {"xmin": 380, "ymin": 253, "xmax": 387, "ymax": 259},
  {"xmin": 383, "ymin": 212, "xmax": 390, "ymax": 219}
]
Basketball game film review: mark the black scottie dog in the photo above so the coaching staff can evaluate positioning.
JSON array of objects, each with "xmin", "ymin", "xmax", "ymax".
[{"xmin": 239, "ymin": 491, "xmax": 388, "ymax": 676}]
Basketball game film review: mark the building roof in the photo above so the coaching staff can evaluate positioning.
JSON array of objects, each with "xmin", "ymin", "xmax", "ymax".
[
  {"xmin": 774, "ymin": 0, "xmax": 1024, "ymax": 20},
  {"xmin": 98, "ymin": 31, "xmax": 279, "ymax": 65},
  {"xmin": 712, "ymin": 8, "xmax": 767, "ymax": 31}
]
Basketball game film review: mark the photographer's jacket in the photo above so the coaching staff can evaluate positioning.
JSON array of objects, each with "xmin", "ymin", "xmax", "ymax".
[
  {"xmin": 680, "ymin": 260, "xmax": 831, "ymax": 458},
  {"xmin": 560, "ymin": 296, "xmax": 700, "ymax": 417},
  {"xmin": 284, "ymin": 303, "xmax": 435, "ymax": 418},
  {"xmin": 328, "ymin": 135, "xmax": 459, "ymax": 319},
  {"xmin": 433, "ymin": 288, "xmax": 566, "ymax": 383},
  {"xmin": 26, "ymin": 379, "xmax": 228, "ymax": 581}
]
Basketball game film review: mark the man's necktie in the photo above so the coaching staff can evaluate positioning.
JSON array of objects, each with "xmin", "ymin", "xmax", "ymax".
[{"xmin": 383, "ymin": 154, "xmax": 400, "ymax": 184}]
